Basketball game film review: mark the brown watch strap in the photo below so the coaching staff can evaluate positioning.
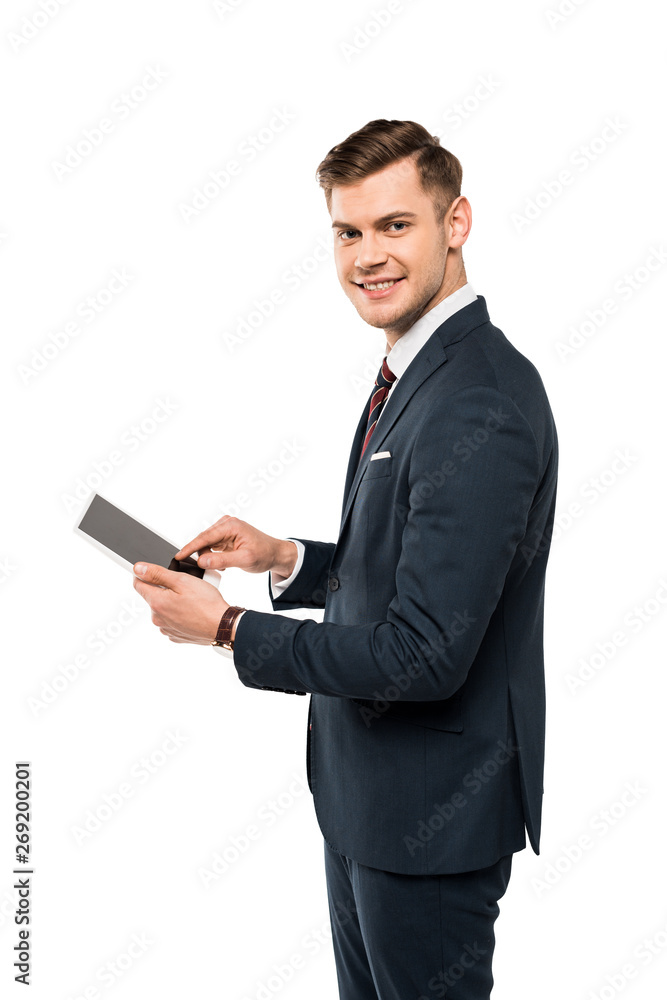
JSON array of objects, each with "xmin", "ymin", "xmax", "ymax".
[{"xmin": 211, "ymin": 605, "xmax": 246, "ymax": 649}]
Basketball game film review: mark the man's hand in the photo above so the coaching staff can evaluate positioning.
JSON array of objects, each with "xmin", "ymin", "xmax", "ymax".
[
  {"xmin": 175, "ymin": 515, "xmax": 297, "ymax": 578},
  {"xmin": 133, "ymin": 563, "xmax": 226, "ymax": 645}
]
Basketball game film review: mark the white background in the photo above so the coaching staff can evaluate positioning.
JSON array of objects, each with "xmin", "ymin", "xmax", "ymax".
[{"xmin": 1, "ymin": 0, "xmax": 666, "ymax": 997}]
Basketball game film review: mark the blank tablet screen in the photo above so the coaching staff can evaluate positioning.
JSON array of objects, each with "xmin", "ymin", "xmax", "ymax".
[{"xmin": 77, "ymin": 494, "xmax": 204, "ymax": 578}]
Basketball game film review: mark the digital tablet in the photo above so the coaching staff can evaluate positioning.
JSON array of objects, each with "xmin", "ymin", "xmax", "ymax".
[{"xmin": 74, "ymin": 493, "xmax": 220, "ymax": 587}]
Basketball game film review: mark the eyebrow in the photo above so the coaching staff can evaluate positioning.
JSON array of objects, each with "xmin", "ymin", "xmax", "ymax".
[{"xmin": 331, "ymin": 211, "xmax": 418, "ymax": 230}]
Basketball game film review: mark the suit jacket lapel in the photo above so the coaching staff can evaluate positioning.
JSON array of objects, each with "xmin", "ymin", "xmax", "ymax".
[
  {"xmin": 338, "ymin": 295, "xmax": 490, "ymax": 537},
  {"xmin": 340, "ymin": 390, "xmax": 372, "ymax": 524},
  {"xmin": 338, "ymin": 335, "xmax": 447, "ymax": 535}
]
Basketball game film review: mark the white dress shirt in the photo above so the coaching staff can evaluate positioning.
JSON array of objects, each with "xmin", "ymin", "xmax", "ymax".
[{"xmin": 269, "ymin": 283, "xmax": 478, "ymax": 600}]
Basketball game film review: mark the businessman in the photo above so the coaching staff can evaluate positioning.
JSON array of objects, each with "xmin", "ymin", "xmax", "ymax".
[{"xmin": 133, "ymin": 119, "xmax": 559, "ymax": 999}]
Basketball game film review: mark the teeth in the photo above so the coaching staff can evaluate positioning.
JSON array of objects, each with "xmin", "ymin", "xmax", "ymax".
[{"xmin": 363, "ymin": 279, "xmax": 399, "ymax": 290}]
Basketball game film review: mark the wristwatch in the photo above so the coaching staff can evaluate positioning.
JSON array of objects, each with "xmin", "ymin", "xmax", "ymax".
[{"xmin": 211, "ymin": 605, "xmax": 246, "ymax": 651}]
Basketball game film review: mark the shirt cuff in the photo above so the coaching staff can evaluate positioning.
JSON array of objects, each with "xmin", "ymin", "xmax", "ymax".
[
  {"xmin": 213, "ymin": 644, "xmax": 233, "ymax": 659},
  {"xmin": 270, "ymin": 538, "xmax": 305, "ymax": 599}
]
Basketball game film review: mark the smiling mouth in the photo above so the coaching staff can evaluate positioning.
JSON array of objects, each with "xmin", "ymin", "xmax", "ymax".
[{"xmin": 355, "ymin": 277, "xmax": 405, "ymax": 290}]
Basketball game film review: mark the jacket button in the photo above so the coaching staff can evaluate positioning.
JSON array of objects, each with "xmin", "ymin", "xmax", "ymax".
[{"xmin": 328, "ymin": 576, "xmax": 340, "ymax": 592}]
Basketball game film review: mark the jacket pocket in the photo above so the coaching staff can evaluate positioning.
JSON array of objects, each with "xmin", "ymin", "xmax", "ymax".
[
  {"xmin": 361, "ymin": 455, "xmax": 393, "ymax": 479},
  {"xmin": 352, "ymin": 688, "xmax": 463, "ymax": 732}
]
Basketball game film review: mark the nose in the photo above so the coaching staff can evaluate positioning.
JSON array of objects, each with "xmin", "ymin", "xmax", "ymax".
[{"xmin": 355, "ymin": 232, "xmax": 388, "ymax": 272}]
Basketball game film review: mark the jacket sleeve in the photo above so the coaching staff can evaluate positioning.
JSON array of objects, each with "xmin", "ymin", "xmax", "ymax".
[
  {"xmin": 267, "ymin": 538, "xmax": 336, "ymax": 611},
  {"xmin": 232, "ymin": 385, "xmax": 541, "ymax": 699}
]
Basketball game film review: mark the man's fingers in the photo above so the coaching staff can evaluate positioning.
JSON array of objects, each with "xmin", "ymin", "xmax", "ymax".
[
  {"xmin": 133, "ymin": 576, "xmax": 158, "ymax": 602},
  {"xmin": 175, "ymin": 530, "xmax": 223, "ymax": 560},
  {"xmin": 190, "ymin": 545, "xmax": 222, "ymax": 567},
  {"xmin": 133, "ymin": 562, "xmax": 181, "ymax": 592},
  {"xmin": 176, "ymin": 519, "xmax": 237, "ymax": 563},
  {"xmin": 174, "ymin": 537, "xmax": 203, "ymax": 560},
  {"xmin": 178, "ymin": 543, "xmax": 230, "ymax": 571},
  {"xmin": 197, "ymin": 550, "xmax": 230, "ymax": 570}
]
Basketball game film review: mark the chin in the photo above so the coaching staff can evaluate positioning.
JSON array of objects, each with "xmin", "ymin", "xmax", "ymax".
[
  {"xmin": 363, "ymin": 304, "xmax": 411, "ymax": 330},
  {"xmin": 357, "ymin": 310, "xmax": 390, "ymax": 329}
]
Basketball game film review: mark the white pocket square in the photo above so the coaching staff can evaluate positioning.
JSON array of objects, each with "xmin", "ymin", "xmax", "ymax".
[{"xmin": 370, "ymin": 450, "xmax": 391, "ymax": 461}]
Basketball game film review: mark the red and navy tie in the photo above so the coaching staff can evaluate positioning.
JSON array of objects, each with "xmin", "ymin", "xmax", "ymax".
[{"xmin": 359, "ymin": 356, "xmax": 397, "ymax": 463}]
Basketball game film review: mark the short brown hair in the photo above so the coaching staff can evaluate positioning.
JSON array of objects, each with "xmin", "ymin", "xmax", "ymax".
[{"xmin": 315, "ymin": 119, "xmax": 463, "ymax": 222}]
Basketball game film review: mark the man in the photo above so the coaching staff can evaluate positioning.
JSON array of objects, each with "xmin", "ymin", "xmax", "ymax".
[{"xmin": 133, "ymin": 119, "xmax": 558, "ymax": 999}]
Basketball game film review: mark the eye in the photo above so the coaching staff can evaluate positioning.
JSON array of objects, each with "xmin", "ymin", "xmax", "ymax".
[
  {"xmin": 388, "ymin": 222, "xmax": 408, "ymax": 232},
  {"xmin": 337, "ymin": 229, "xmax": 359, "ymax": 241}
]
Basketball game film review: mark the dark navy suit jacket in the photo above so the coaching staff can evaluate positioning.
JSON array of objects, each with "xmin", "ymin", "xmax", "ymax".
[{"xmin": 232, "ymin": 295, "xmax": 558, "ymax": 875}]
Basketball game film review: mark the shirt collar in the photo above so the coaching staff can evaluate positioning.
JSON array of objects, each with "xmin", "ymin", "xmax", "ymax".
[{"xmin": 385, "ymin": 282, "xmax": 478, "ymax": 381}]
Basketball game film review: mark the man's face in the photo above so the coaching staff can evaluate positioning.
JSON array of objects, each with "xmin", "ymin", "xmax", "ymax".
[{"xmin": 330, "ymin": 157, "xmax": 461, "ymax": 341}]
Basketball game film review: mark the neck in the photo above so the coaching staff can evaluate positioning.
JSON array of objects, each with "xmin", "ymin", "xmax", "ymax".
[{"xmin": 385, "ymin": 259, "xmax": 467, "ymax": 351}]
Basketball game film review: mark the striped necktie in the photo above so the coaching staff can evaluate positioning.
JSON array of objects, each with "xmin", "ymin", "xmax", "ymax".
[{"xmin": 359, "ymin": 356, "xmax": 397, "ymax": 463}]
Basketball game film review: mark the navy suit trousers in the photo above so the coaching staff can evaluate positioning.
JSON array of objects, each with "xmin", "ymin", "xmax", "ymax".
[{"xmin": 324, "ymin": 837, "xmax": 512, "ymax": 1000}]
